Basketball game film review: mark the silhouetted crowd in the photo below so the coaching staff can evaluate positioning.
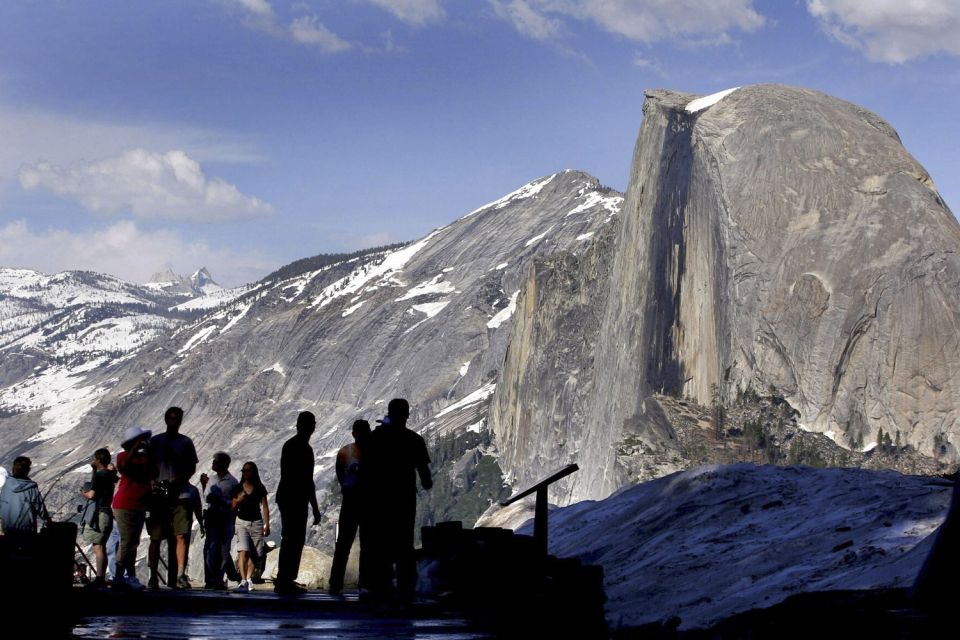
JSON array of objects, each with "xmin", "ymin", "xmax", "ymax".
[{"xmin": 0, "ymin": 398, "xmax": 431, "ymax": 600}]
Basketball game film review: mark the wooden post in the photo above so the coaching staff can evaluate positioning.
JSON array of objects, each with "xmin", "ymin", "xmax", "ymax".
[{"xmin": 500, "ymin": 464, "xmax": 579, "ymax": 556}]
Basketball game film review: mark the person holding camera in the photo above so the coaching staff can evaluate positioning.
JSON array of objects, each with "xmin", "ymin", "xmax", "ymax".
[
  {"xmin": 111, "ymin": 427, "xmax": 152, "ymax": 590},
  {"xmin": 147, "ymin": 406, "xmax": 199, "ymax": 589}
]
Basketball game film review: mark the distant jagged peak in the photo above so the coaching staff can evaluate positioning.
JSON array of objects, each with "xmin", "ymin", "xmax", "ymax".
[
  {"xmin": 148, "ymin": 267, "xmax": 186, "ymax": 286},
  {"xmin": 189, "ymin": 267, "xmax": 222, "ymax": 294}
]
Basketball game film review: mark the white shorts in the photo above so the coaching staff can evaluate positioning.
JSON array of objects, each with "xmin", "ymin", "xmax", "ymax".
[{"xmin": 234, "ymin": 518, "xmax": 264, "ymax": 553}]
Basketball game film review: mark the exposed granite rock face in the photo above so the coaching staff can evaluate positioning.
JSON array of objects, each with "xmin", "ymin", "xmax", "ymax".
[
  {"xmin": 9, "ymin": 171, "xmax": 622, "ymax": 545},
  {"xmin": 493, "ymin": 85, "xmax": 960, "ymax": 503}
]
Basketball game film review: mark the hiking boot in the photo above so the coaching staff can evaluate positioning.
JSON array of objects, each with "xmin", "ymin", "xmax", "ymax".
[
  {"xmin": 273, "ymin": 581, "xmax": 306, "ymax": 595},
  {"xmin": 124, "ymin": 576, "xmax": 145, "ymax": 591},
  {"xmin": 176, "ymin": 575, "xmax": 192, "ymax": 590},
  {"xmin": 85, "ymin": 577, "xmax": 107, "ymax": 590}
]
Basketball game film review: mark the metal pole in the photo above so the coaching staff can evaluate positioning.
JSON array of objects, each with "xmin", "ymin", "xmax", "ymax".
[{"xmin": 534, "ymin": 486, "xmax": 548, "ymax": 555}]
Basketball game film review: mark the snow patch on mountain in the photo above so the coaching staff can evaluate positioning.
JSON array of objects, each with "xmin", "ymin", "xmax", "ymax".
[
  {"xmin": 310, "ymin": 231, "xmax": 441, "ymax": 310},
  {"xmin": 396, "ymin": 275, "xmax": 457, "ymax": 301},
  {"xmin": 172, "ymin": 284, "xmax": 250, "ymax": 311},
  {"xmin": 0, "ymin": 358, "xmax": 112, "ymax": 442},
  {"xmin": 525, "ymin": 227, "xmax": 553, "ymax": 247},
  {"xmin": 178, "ymin": 324, "xmax": 218, "ymax": 354},
  {"xmin": 462, "ymin": 174, "xmax": 557, "ymax": 219},
  {"xmin": 411, "ymin": 300, "xmax": 450, "ymax": 319},
  {"xmin": 487, "ymin": 291, "xmax": 520, "ymax": 329},
  {"xmin": 686, "ymin": 87, "xmax": 740, "ymax": 113},
  {"xmin": 566, "ymin": 190, "xmax": 623, "ymax": 217},
  {"xmin": 435, "ymin": 382, "xmax": 497, "ymax": 419}
]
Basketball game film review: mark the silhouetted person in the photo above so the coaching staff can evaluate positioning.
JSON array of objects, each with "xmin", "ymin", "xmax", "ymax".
[
  {"xmin": 80, "ymin": 448, "xmax": 117, "ymax": 588},
  {"xmin": 274, "ymin": 411, "xmax": 321, "ymax": 594},
  {"xmin": 111, "ymin": 426, "xmax": 152, "ymax": 590},
  {"xmin": 147, "ymin": 406, "xmax": 198, "ymax": 589},
  {"xmin": 911, "ymin": 470, "xmax": 960, "ymax": 614},
  {"xmin": 200, "ymin": 451, "xmax": 239, "ymax": 589},
  {"xmin": 0, "ymin": 456, "xmax": 51, "ymax": 549},
  {"xmin": 364, "ymin": 398, "xmax": 432, "ymax": 601},
  {"xmin": 329, "ymin": 419, "xmax": 371, "ymax": 595}
]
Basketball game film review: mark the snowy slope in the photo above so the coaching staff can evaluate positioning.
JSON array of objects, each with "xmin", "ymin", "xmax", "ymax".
[
  {"xmin": 517, "ymin": 464, "xmax": 952, "ymax": 630},
  {"xmin": 0, "ymin": 267, "xmax": 238, "ymax": 440}
]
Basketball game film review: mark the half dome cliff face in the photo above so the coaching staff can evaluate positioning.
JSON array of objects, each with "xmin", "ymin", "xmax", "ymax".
[{"xmin": 492, "ymin": 84, "xmax": 960, "ymax": 502}]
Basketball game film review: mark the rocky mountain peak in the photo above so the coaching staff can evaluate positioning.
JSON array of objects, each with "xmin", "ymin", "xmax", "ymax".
[{"xmin": 492, "ymin": 83, "xmax": 960, "ymax": 503}]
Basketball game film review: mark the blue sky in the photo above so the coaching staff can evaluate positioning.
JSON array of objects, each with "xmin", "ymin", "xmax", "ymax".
[{"xmin": 0, "ymin": 0, "xmax": 957, "ymax": 286}]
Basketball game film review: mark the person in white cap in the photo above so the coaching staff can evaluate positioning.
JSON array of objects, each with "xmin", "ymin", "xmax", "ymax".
[{"xmin": 111, "ymin": 426, "xmax": 152, "ymax": 590}]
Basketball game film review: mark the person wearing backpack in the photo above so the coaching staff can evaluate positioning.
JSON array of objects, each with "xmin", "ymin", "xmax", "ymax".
[
  {"xmin": 328, "ymin": 419, "xmax": 370, "ymax": 595},
  {"xmin": 80, "ymin": 448, "xmax": 117, "ymax": 588}
]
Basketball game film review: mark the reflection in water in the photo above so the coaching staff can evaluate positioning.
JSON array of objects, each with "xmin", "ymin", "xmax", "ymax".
[{"xmin": 72, "ymin": 610, "xmax": 491, "ymax": 639}]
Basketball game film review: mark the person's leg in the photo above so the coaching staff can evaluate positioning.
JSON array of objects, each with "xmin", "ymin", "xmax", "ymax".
[
  {"xmin": 329, "ymin": 495, "xmax": 359, "ymax": 594},
  {"xmin": 237, "ymin": 551, "xmax": 249, "ymax": 580},
  {"xmin": 203, "ymin": 512, "xmax": 220, "ymax": 587},
  {"xmin": 175, "ymin": 534, "xmax": 189, "ymax": 577},
  {"xmin": 395, "ymin": 501, "xmax": 418, "ymax": 600},
  {"xmin": 106, "ymin": 525, "xmax": 120, "ymax": 580},
  {"xmin": 276, "ymin": 502, "xmax": 308, "ymax": 588},
  {"xmin": 148, "ymin": 538, "xmax": 162, "ymax": 585},
  {"xmin": 93, "ymin": 544, "xmax": 107, "ymax": 580}
]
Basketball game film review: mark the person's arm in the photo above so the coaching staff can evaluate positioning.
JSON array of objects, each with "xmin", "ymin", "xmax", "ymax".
[
  {"xmin": 260, "ymin": 494, "xmax": 271, "ymax": 536},
  {"xmin": 117, "ymin": 451, "xmax": 132, "ymax": 474},
  {"xmin": 335, "ymin": 448, "xmax": 346, "ymax": 486},
  {"xmin": 231, "ymin": 488, "xmax": 246, "ymax": 511},
  {"xmin": 417, "ymin": 463, "xmax": 433, "ymax": 490},
  {"xmin": 417, "ymin": 439, "xmax": 433, "ymax": 490},
  {"xmin": 196, "ymin": 496, "xmax": 206, "ymax": 536},
  {"xmin": 309, "ymin": 483, "xmax": 321, "ymax": 525},
  {"xmin": 183, "ymin": 439, "xmax": 198, "ymax": 481},
  {"xmin": 32, "ymin": 486, "xmax": 51, "ymax": 523}
]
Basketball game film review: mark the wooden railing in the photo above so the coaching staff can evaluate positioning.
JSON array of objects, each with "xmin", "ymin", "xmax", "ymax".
[{"xmin": 500, "ymin": 463, "xmax": 578, "ymax": 555}]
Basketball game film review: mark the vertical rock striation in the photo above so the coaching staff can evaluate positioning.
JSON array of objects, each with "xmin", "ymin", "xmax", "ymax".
[{"xmin": 493, "ymin": 85, "xmax": 960, "ymax": 502}]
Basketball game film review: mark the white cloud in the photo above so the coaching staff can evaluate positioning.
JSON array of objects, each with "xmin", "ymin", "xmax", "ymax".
[
  {"xmin": 491, "ymin": 0, "xmax": 765, "ymax": 44},
  {"xmin": 0, "ymin": 219, "xmax": 275, "ymax": 286},
  {"xmin": 290, "ymin": 16, "xmax": 352, "ymax": 51},
  {"xmin": 491, "ymin": 0, "xmax": 563, "ymax": 41},
  {"xmin": 19, "ymin": 149, "xmax": 274, "ymax": 223},
  {"xmin": 365, "ymin": 0, "xmax": 446, "ymax": 26},
  {"xmin": 236, "ymin": 0, "xmax": 273, "ymax": 17},
  {"xmin": 806, "ymin": 0, "xmax": 960, "ymax": 63},
  {"xmin": 225, "ymin": 0, "xmax": 351, "ymax": 51},
  {"xmin": 0, "ymin": 104, "xmax": 262, "ymax": 181}
]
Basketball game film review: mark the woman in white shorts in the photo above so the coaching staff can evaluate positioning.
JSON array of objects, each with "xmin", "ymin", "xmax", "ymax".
[{"xmin": 231, "ymin": 461, "xmax": 270, "ymax": 593}]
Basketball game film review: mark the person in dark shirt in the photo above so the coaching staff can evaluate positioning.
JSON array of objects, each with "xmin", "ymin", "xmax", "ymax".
[
  {"xmin": 231, "ymin": 461, "xmax": 270, "ymax": 594},
  {"xmin": 364, "ymin": 398, "xmax": 432, "ymax": 601},
  {"xmin": 146, "ymin": 406, "xmax": 199, "ymax": 590},
  {"xmin": 274, "ymin": 411, "xmax": 321, "ymax": 594},
  {"xmin": 80, "ymin": 448, "xmax": 117, "ymax": 587}
]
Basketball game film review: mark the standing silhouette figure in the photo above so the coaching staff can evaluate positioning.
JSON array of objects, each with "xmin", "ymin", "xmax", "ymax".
[
  {"xmin": 364, "ymin": 398, "xmax": 432, "ymax": 601},
  {"xmin": 329, "ymin": 419, "xmax": 371, "ymax": 595},
  {"xmin": 274, "ymin": 411, "xmax": 321, "ymax": 594}
]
